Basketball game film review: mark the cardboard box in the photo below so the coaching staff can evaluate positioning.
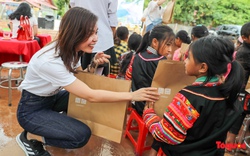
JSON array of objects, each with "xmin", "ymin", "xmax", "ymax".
[{"xmin": 68, "ymin": 72, "xmax": 131, "ymax": 143}]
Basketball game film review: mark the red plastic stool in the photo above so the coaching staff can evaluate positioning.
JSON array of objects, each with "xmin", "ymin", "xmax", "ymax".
[
  {"xmin": 157, "ymin": 147, "xmax": 167, "ymax": 156},
  {"xmin": 124, "ymin": 108, "xmax": 151, "ymax": 156}
]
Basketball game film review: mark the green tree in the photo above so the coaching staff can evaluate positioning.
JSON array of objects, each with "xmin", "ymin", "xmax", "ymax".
[
  {"xmin": 53, "ymin": 0, "xmax": 69, "ymax": 16},
  {"xmin": 143, "ymin": 0, "xmax": 250, "ymax": 27}
]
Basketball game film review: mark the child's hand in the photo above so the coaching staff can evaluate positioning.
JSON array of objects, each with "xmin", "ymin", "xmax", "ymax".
[{"xmin": 143, "ymin": 101, "xmax": 155, "ymax": 112}]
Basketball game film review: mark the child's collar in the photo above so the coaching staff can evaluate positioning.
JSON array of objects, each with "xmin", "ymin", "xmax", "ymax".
[
  {"xmin": 193, "ymin": 76, "xmax": 221, "ymax": 86},
  {"xmin": 147, "ymin": 46, "xmax": 158, "ymax": 55},
  {"xmin": 195, "ymin": 76, "xmax": 219, "ymax": 82}
]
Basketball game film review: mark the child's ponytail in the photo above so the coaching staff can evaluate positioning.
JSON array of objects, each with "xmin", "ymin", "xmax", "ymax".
[{"xmin": 221, "ymin": 60, "xmax": 244, "ymax": 107}]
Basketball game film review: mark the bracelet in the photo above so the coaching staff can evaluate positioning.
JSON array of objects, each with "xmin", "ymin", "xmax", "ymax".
[
  {"xmin": 87, "ymin": 64, "xmax": 91, "ymax": 72},
  {"xmin": 90, "ymin": 60, "xmax": 97, "ymax": 69},
  {"xmin": 87, "ymin": 61, "xmax": 97, "ymax": 73}
]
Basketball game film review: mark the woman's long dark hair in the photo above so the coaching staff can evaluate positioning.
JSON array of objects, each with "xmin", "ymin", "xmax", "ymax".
[
  {"xmin": 189, "ymin": 36, "xmax": 244, "ymax": 107},
  {"xmin": 136, "ymin": 25, "xmax": 175, "ymax": 54},
  {"xmin": 9, "ymin": 2, "xmax": 32, "ymax": 20},
  {"xmin": 55, "ymin": 7, "xmax": 98, "ymax": 73}
]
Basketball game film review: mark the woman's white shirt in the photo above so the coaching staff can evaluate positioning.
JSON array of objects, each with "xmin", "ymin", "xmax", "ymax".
[{"xmin": 18, "ymin": 42, "xmax": 81, "ymax": 96}]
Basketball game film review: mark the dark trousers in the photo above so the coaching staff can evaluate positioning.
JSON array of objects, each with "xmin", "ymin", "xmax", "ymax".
[{"xmin": 17, "ymin": 90, "xmax": 91, "ymax": 148}]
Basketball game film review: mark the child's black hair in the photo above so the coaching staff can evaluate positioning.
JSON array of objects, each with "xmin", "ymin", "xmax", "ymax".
[
  {"xmin": 114, "ymin": 26, "xmax": 129, "ymax": 46},
  {"xmin": 189, "ymin": 36, "xmax": 244, "ymax": 107},
  {"xmin": 136, "ymin": 25, "xmax": 175, "ymax": 54},
  {"xmin": 241, "ymin": 22, "xmax": 250, "ymax": 39},
  {"xmin": 191, "ymin": 25, "xmax": 209, "ymax": 39},
  {"xmin": 176, "ymin": 30, "xmax": 191, "ymax": 44},
  {"xmin": 120, "ymin": 32, "xmax": 142, "ymax": 75}
]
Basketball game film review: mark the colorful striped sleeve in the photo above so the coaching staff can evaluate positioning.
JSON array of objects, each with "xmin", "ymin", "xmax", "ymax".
[
  {"xmin": 143, "ymin": 92, "xmax": 200, "ymax": 145},
  {"xmin": 125, "ymin": 55, "xmax": 135, "ymax": 80}
]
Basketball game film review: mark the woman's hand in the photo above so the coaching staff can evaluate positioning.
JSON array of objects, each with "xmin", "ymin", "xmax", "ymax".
[
  {"xmin": 131, "ymin": 87, "xmax": 159, "ymax": 102},
  {"xmin": 93, "ymin": 52, "xmax": 110, "ymax": 65}
]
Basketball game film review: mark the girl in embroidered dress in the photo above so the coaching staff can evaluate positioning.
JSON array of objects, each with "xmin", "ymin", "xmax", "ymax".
[{"xmin": 143, "ymin": 36, "xmax": 244, "ymax": 156}]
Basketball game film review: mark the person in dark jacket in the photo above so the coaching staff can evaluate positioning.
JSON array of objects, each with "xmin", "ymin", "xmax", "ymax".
[
  {"xmin": 226, "ymin": 22, "xmax": 250, "ymax": 153},
  {"xmin": 131, "ymin": 25, "xmax": 175, "ymax": 116}
]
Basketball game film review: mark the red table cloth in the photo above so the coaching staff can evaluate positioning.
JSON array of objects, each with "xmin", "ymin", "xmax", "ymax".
[
  {"xmin": 0, "ymin": 32, "xmax": 52, "ymax": 48},
  {"xmin": 37, "ymin": 34, "xmax": 52, "ymax": 48},
  {"xmin": 0, "ymin": 37, "xmax": 41, "ymax": 65}
]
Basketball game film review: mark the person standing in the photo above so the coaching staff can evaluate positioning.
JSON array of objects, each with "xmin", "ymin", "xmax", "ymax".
[
  {"xmin": 69, "ymin": 0, "xmax": 118, "ymax": 76},
  {"xmin": 145, "ymin": 0, "xmax": 167, "ymax": 32}
]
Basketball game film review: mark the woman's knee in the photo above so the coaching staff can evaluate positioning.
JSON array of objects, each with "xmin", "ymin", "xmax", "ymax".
[{"xmin": 71, "ymin": 125, "xmax": 92, "ymax": 148}]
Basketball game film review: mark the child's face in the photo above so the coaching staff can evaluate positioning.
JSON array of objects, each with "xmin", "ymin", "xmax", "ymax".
[
  {"xmin": 158, "ymin": 40, "xmax": 173, "ymax": 57},
  {"xmin": 75, "ymin": 24, "xmax": 98, "ymax": 53},
  {"xmin": 184, "ymin": 51, "xmax": 202, "ymax": 77},
  {"xmin": 242, "ymin": 35, "xmax": 250, "ymax": 44},
  {"xmin": 175, "ymin": 37, "xmax": 182, "ymax": 47}
]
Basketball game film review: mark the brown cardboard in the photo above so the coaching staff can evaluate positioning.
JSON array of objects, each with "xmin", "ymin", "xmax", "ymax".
[
  {"xmin": 151, "ymin": 60, "xmax": 196, "ymax": 116},
  {"xmin": 67, "ymin": 72, "xmax": 131, "ymax": 143},
  {"xmin": 162, "ymin": 0, "xmax": 176, "ymax": 24},
  {"xmin": 180, "ymin": 43, "xmax": 190, "ymax": 61}
]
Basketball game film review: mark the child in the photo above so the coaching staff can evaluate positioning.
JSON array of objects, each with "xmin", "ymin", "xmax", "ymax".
[
  {"xmin": 131, "ymin": 25, "xmax": 175, "ymax": 116},
  {"xmin": 172, "ymin": 30, "xmax": 191, "ymax": 61},
  {"xmin": 235, "ymin": 36, "xmax": 243, "ymax": 51},
  {"xmin": 182, "ymin": 24, "xmax": 209, "ymax": 60},
  {"xmin": 191, "ymin": 24, "xmax": 209, "ymax": 41},
  {"xmin": 117, "ymin": 32, "xmax": 142, "ymax": 79},
  {"xmin": 15, "ymin": 7, "xmax": 159, "ymax": 156},
  {"xmin": 226, "ymin": 22, "xmax": 250, "ymax": 153},
  {"xmin": 110, "ymin": 26, "xmax": 129, "ymax": 77},
  {"xmin": 143, "ymin": 36, "xmax": 244, "ymax": 156}
]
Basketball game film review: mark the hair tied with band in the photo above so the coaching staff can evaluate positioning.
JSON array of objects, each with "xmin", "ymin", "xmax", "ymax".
[{"xmin": 223, "ymin": 63, "xmax": 232, "ymax": 79}]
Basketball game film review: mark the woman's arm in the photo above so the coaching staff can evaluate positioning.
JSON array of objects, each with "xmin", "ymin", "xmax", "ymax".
[
  {"xmin": 65, "ymin": 52, "xmax": 158, "ymax": 102},
  {"xmin": 64, "ymin": 78, "xmax": 159, "ymax": 103},
  {"xmin": 33, "ymin": 25, "xmax": 38, "ymax": 36},
  {"xmin": 157, "ymin": 0, "xmax": 167, "ymax": 6},
  {"xmin": 9, "ymin": 22, "xmax": 13, "ymax": 31}
]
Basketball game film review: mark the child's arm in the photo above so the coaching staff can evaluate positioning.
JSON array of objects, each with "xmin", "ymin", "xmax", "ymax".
[{"xmin": 143, "ymin": 92, "xmax": 200, "ymax": 145}]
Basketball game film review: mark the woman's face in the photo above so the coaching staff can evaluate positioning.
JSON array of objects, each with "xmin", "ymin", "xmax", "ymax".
[
  {"xmin": 158, "ymin": 40, "xmax": 173, "ymax": 57},
  {"xmin": 75, "ymin": 24, "xmax": 98, "ymax": 53}
]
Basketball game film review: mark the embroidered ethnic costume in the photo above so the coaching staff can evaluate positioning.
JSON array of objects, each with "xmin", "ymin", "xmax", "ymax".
[{"xmin": 143, "ymin": 76, "xmax": 239, "ymax": 155}]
